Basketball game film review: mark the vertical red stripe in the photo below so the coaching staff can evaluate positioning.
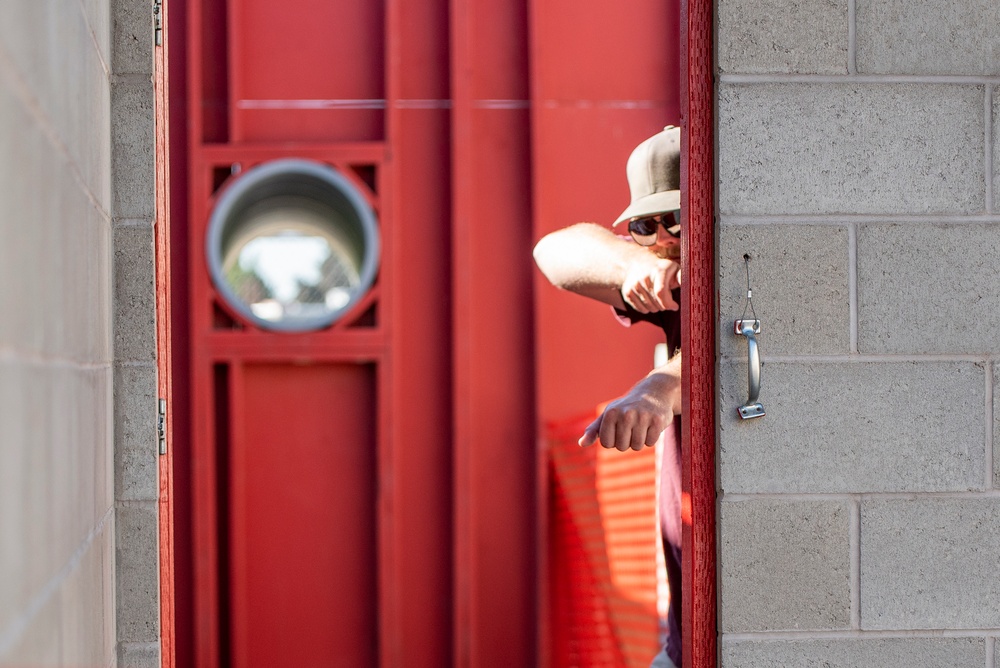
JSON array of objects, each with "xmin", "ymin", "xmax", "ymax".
[
  {"xmin": 451, "ymin": 1, "xmax": 536, "ymax": 665},
  {"xmin": 154, "ymin": 0, "xmax": 176, "ymax": 663},
  {"xmin": 680, "ymin": 0, "xmax": 718, "ymax": 664}
]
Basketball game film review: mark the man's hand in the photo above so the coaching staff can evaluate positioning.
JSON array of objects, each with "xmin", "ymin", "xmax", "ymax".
[
  {"xmin": 621, "ymin": 256, "xmax": 681, "ymax": 313},
  {"xmin": 579, "ymin": 355, "xmax": 683, "ymax": 451}
]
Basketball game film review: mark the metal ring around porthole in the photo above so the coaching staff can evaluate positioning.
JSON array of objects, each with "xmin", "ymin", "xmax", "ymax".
[{"xmin": 206, "ymin": 159, "xmax": 380, "ymax": 332}]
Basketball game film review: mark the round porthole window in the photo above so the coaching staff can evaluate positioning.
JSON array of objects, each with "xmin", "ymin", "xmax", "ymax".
[{"xmin": 206, "ymin": 159, "xmax": 380, "ymax": 332}]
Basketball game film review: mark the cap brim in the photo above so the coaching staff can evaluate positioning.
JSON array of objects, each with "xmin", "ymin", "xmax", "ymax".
[{"xmin": 613, "ymin": 190, "xmax": 682, "ymax": 227}]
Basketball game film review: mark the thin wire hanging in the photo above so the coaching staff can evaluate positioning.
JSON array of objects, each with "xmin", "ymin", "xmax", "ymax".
[{"xmin": 739, "ymin": 253, "xmax": 758, "ymax": 323}]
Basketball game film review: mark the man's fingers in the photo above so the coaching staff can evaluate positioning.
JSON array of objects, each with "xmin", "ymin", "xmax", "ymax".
[
  {"xmin": 645, "ymin": 422, "xmax": 665, "ymax": 447},
  {"xmin": 599, "ymin": 416, "xmax": 624, "ymax": 451},
  {"xmin": 630, "ymin": 424, "xmax": 647, "ymax": 451},
  {"xmin": 579, "ymin": 416, "xmax": 602, "ymax": 447}
]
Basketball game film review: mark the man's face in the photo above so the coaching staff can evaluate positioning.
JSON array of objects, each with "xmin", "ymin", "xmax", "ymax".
[{"xmin": 627, "ymin": 211, "xmax": 681, "ymax": 260}]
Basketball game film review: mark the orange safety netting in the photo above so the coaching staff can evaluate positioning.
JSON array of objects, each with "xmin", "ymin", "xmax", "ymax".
[{"xmin": 547, "ymin": 411, "xmax": 664, "ymax": 668}]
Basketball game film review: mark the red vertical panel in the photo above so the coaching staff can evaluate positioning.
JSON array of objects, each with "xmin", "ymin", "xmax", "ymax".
[
  {"xmin": 230, "ymin": 364, "xmax": 378, "ymax": 667},
  {"xmin": 679, "ymin": 0, "xmax": 717, "ymax": 664},
  {"xmin": 186, "ymin": 1, "xmax": 226, "ymax": 659},
  {"xmin": 165, "ymin": 0, "xmax": 195, "ymax": 663},
  {"xmin": 385, "ymin": 0, "xmax": 454, "ymax": 663},
  {"xmin": 228, "ymin": 0, "xmax": 385, "ymax": 142},
  {"xmin": 451, "ymin": 0, "xmax": 536, "ymax": 665}
]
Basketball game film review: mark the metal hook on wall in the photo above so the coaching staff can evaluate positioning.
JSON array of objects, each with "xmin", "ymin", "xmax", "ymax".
[{"xmin": 735, "ymin": 254, "xmax": 765, "ymax": 420}]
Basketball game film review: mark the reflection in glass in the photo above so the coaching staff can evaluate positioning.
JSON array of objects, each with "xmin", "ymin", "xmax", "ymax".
[
  {"xmin": 220, "ymin": 205, "xmax": 362, "ymax": 326},
  {"xmin": 207, "ymin": 160, "xmax": 380, "ymax": 331}
]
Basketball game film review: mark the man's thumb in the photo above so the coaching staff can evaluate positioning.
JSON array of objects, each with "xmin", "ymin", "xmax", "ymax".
[{"xmin": 578, "ymin": 417, "xmax": 601, "ymax": 447}]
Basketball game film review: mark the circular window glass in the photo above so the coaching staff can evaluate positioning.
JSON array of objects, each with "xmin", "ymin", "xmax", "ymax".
[{"xmin": 207, "ymin": 160, "xmax": 380, "ymax": 331}]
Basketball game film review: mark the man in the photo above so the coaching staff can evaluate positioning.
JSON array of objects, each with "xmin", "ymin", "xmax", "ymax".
[{"xmin": 533, "ymin": 125, "xmax": 683, "ymax": 668}]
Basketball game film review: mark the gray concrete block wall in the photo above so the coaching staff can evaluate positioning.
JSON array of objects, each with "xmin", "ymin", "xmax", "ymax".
[
  {"xmin": 720, "ymin": 499, "xmax": 851, "ymax": 632},
  {"xmin": 0, "ymin": 0, "xmax": 116, "ymax": 664},
  {"xmin": 717, "ymin": 0, "xmax": 1000, "ymax": 664},
  {"xmin": 722, "ymin": 637, "xmax": 986, "ymax": 667},
  {"xmin": 110, "ymin": 0, "xmax": 160, "ymax": 663}
]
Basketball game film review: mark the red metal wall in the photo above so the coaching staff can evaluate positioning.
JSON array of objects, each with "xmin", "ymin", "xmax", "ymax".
[{"xmin": 167, "ymin": 0, "xmax": 683, "ymax": 665}]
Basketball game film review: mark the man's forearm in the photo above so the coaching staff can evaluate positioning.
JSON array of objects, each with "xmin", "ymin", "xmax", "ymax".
[
  {"xmin": 643, "ymin": 350, "xmax": 683, "ymax": 417},
  {"xmin": 533, "ymin": 223, "xmax": 652, "ymax": 309}
]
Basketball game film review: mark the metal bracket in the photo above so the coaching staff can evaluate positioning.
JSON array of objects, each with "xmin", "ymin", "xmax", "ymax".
[
  {"xmin": 153, "ymin": 0, "xmax": 163, "ymax": 46},
  {"xmin": 734, "ymin": 319, "xmax": 765, "ymax": 420},
  {"xmin": 158, "ymin": 398, "xmax": 167, "ymax": 455}
]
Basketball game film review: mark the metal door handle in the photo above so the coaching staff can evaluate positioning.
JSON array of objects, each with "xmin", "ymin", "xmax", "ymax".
[{"xmin": 734, "ymin": 319, "xmax": 765, "ymax": 419}]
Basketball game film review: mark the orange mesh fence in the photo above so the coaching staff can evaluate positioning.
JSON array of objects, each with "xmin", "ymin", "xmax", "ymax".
[{"xmin": 547, "ymin": 411, "xmax": 662, "ymax": 668}]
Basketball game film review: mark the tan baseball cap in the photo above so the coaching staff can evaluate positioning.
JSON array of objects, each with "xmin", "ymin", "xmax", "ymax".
[{"xmin": 613, "ymin": 125, "xmax": 681, "ymax": 227}]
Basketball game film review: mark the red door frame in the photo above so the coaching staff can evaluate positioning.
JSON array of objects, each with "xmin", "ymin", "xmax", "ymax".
[
  {"xmin": 158, "ymin": 0, "xmax": 717, "ymax": 663},
  {"xmin": 154, "ymin": 0, "xmax": 176, "ymax": 663},
  {"xmin": 680, "ymin": 0, "xmax": 718, "ymax": 663}
]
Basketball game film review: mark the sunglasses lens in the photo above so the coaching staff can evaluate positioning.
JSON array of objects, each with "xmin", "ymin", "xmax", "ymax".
[{"xmin": 628, "ymin": 218, "xmax": 658, "ymax": 246}]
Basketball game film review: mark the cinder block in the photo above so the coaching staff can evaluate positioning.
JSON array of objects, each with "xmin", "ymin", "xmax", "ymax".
[
  {"xmin": 718, "ymin": 84, "xmax": 984, "ymax": 215},
  {"xmin": 83, "ymin": 205, "xmax": 113, "ymax": 363},
  {"xmin": 0, "ymin": 361, "xmax": 29, "ymax": 633},
  {"xmin": 118, "ymin": 642, "xmax": 161, "ymax": 668},
  {"xmin": 113, "ymin": 224, "xmax": 156, "ymax": 362},
  {"xmin": 993, "ymin": 364, "xmax": 1000, "ymax": 493},
  {"xmin": 55, "ymin": 175, "xmax": 112, "ymax": 363},
  {"xmin": 114, "ymin": 363, "xmax": 159, "ymax": 501},
  {"xmin": 0, "ymin": 364, "xmax": 62, "ymax": 618},
  {"xmin": 858, "ymin": 224, "xmax": 1000, "ymax": 354},
  {"xmin": 0, "ymin": 90, "xmax": 55, "ymax": 355},
  {"xmin": 718, "ymin": 0, "xmax": 848, "ymax": 74},
  {"xmin": 3, "ymin": 0, "xmax": 111, "ymax": 205},
  {"xmin": 994, "ymin": 87, "xmax": 1000, "ymax": 215},
  {"xmin": 1, "ymin": 586, "xmax": 62, "ymax": 666},
  {"xmin": 94, "ymin": 367, "xmax": 115, "ymax": 512},
  {"xmin": 112, "ymin": 0, "xmax": 153, "ymax": 74},
  {"xmin": 720, "ymin": 498, "xmax": 851, "ymax": 632},
  {"xmin": 862, "ymin": 498, "xmax": 1000, "ymax": 629},
  {"xmin": 82, "ymin": 0, "xmax": 111, "ymax": 67},
  {"xmin": 857, "ymin": 0, "xmax": 1000, "ymax": 75},
  {"xmin": 721, "ymin": 637, "xmax": 985, "ymax": 667},
  {"xmin": 0, "ymin": 2, "xmax": 51, "ymax": 86},
  {"xmin": 80, "ymin": 51, "xmax": 112, "ymax": 212},
  {"xmin": 719, "ymin": 361, "xmax": 984, "ymax": 493},
  {"xmin": 719, "ymin": 224, "xmax": 849, "ymax": 356},
  {"xmin": 102, "ymin": 511, "xmax": 117, "ymax": 659},
  {"xmin": 115, "ymin": 503, "xmax": 160, "ymax": 643},
  {"xmin": 111, "ymin": 81, "xmax": 155, "ymax": 220},
  {"xmin": 50, "ymin": 366, "xmax": 114, "ymax": 568},
  {"xmin": 60, "ymin": 537, "xmax": 108, "ymax": 667},
  {"xmin": 0, "ymin": 66, "xmax": 111, "ymax": 362},
  {"xmin": 61, "ymin": 6, "xmax": 111, "ymax": 204}
]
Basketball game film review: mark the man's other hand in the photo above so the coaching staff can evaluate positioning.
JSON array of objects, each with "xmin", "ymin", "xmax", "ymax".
[
  {"xmin": 579, "ymin": 357, "xmax": 682, "ymax": 451},
  {"xmin": 621, "ymin": 256, "xmax": 680, "ymax": 313}
]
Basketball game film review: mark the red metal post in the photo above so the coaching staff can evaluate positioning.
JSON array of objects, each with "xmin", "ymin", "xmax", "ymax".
[
  {"xmin": 680, "ymin": 0, "xmax": 718, "ymax": 663},
  {"xmin": 385, "ymin": 0, "xmax": 455, "ymax": 664},
  {"xmin": 451, "ymin": 1, "xmax": 537, "ymax": 665},
  {"xmin": 154, "ymin": 1, "xmax": 176, "ymax": 664}
]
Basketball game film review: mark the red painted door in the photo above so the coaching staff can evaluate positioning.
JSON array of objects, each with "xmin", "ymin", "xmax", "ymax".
[
  {"xmin": 180, "ymin": 0, "xmax": 456, "ymax": 665},
  {"xmin": 230, "ymin": 364, "xmax": 378, "ymax": 667}
]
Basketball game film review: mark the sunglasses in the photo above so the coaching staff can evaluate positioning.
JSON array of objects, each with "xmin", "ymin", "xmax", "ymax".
[{"xmin": 627, "ymin": 211, "xmax": 681, "ymax": 246}]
